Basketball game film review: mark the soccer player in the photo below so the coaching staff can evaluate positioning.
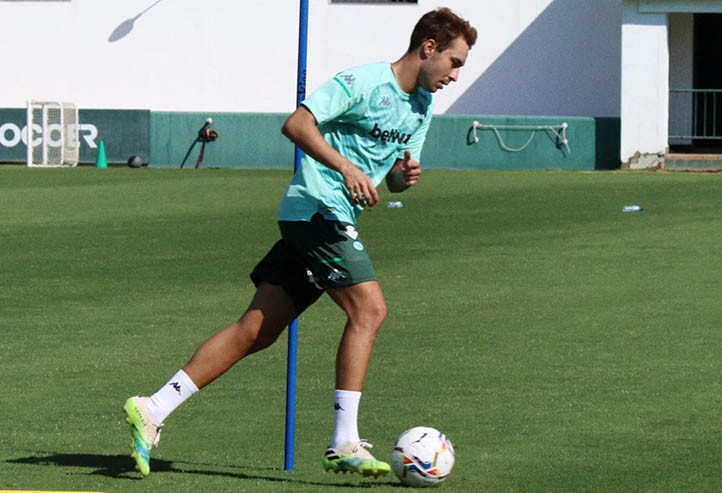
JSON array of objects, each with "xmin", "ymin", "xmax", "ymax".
[{"xmin": 124, "ymin": 7, "xmax": 476, "ymax": 478}]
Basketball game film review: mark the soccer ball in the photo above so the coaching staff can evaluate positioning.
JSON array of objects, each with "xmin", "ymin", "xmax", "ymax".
[
  {"xmin": 391, "ymin": 426, "xmax": 455, "ymax": 487},
  {"xmin": 127, "ymin": 155, "xmax": 144, "ymax": 168}
]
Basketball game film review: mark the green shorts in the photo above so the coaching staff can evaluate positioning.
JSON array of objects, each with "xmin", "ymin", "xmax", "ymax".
[{"xmin": 250, "ymin": 213, "xmax": 377, "ymax": 314}]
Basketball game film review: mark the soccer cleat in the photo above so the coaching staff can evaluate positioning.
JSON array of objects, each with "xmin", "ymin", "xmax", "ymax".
[
  {"xmin": 322, "ymin": 440, "xmax": 391, "ymax": 478},
  {"xmin": 123, "ymin": 396, "xmax": 163, "ymax": 477}
]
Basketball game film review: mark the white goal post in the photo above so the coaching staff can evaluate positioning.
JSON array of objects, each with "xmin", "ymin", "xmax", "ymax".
[{"xmin": 26, "ymin": 100, "xmax": 80, "ymax": 167}]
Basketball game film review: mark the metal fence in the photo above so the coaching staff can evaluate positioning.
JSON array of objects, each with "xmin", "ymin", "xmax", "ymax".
[{"xmin": 669, "ymin": 88, "xmax": 722, "ymax": 143}]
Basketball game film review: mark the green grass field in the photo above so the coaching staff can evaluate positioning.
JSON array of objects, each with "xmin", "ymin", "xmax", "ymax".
[{"xmin": 1, "ymin": 167, "xmax": 720, "ymax": 492}]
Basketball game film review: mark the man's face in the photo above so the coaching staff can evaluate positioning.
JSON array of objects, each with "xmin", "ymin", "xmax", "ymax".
[{"xmin": 419, "ymin": 36, "xmax": 470, "ymax": 93}]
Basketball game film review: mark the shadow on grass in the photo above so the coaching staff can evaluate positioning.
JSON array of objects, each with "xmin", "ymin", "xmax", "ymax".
[{"xmin": 7, "ymin": 453, "xmax": 399, "ymax": 488}]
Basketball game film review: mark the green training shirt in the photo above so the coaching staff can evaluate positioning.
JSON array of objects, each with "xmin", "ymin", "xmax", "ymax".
[{"xmin": 278, "ymin": 61, "xmax": 433, "ymax": 225}]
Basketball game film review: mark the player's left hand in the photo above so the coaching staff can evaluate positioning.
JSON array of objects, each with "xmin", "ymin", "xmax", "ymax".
[{"xmin": 401, "ymin": 150, "xmax": 422, "ymax": 187}]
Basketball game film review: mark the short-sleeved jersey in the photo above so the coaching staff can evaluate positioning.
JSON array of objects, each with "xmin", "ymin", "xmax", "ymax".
[{"xmin": 277, "ymin": 61, "xmax": 434, "ymax": 225}]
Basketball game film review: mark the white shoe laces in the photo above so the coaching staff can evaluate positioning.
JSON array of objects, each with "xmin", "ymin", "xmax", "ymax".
[
  {"xmin": 151, "ymin": 425, "xmax": 163, "ymax": 448},
  {"xmin": 352, "ymin": 440, "xmax": 372, "ymax": 452},
  {"xmin": 350, "ymin": 440, "xmax": 376, "ymax": 458}
]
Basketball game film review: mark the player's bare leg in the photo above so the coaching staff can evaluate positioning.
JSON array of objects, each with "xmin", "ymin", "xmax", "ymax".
[
  {"xmin": 322, "ymin": 281, "xmax": 391, "ymax": 477},
  {"xmin": 328, "ymin": 281, "xmax": 387, "ymax": 391},
  {"xmin": 184, "ymin": 282, "xmax": 297, "ymax": 388},
  {"xmin": 124, "ymin": 282, "xmax": 296, "ymax": 476}
]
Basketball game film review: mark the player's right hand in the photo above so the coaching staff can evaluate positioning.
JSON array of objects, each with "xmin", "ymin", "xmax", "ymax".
[{"xmin": 343, "ymin": 164, "xmax": 379, "ymax": 207}]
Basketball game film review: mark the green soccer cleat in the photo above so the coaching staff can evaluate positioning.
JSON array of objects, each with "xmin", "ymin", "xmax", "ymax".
[
  {"xmin": 322, "ymin": 440, "xmax": 391, "ymax": 478},
  {"xmin": 123, "ymin": 396, "xmax": 163, "ymax": 477}
]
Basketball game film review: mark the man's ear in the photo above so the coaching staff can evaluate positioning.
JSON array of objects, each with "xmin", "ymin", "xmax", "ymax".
[{"xmin": 421, "ymin": 38, "xmax": 437, "ymax": 59}]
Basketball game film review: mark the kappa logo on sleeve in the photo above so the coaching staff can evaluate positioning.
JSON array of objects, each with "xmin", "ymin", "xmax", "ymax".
[
  {"xmin": 378, "ymin": 96, "xmax": 392, "ymax": 108},
  {"xmin": 337, "ymin": 73, "xmax": 356, "ymax": 87}
]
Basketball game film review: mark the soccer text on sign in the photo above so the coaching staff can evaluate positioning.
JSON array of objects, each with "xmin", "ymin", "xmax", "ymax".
[{"xmin": 0, "ymin": 122, "xmax": 99, "ymax": 149}]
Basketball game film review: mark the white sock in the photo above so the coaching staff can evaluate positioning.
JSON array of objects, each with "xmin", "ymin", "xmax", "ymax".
[
  {"xmin": 146, "ymin": 369, "xmax": 199, "ymax": 423},
  {"xmin": 330, "ymin": 389, "xmax": 361, "ymax": 448}
]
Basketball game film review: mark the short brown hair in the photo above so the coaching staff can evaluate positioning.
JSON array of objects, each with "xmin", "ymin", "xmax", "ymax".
[{"xmin": 407, "ymin": 7, "xmax": 477, "ymax": 53}]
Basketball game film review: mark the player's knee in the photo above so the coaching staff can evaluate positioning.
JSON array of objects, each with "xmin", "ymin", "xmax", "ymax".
[
  {"xmin": 248, "ymin": 323, "xmax": 286, "ymax": 354},
  {"xmin": 374, "ymin": 299, "xmax": 388, "ymax": 326},
  {"xmin": 249, "ymin": 333, "xmax": 278, "ymax": 353},
  {"xmin": 355, "ymin": 298, "xmax": 387, "ymax": 333},
  {"xmin": 227, "ymin": 316, "xmax": 275, "ymax": 355}
]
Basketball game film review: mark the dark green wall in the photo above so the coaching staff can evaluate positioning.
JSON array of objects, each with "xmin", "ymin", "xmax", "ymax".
[
  {"xmin": 0, "ymin": 108, "xmax": 149, "ymax": 164},
  {"xmin": 83, "ymin": 109, "xmax": 149, "ymax": 164},
  {"xmin": 150, "ymin": 112, "xmax": 291, "ymax": 169},
  {"xmin": 423, "ymin": 115, "xmax": 619, "ymax": 170},
  {"xmin": 1, "ymin": 108, "xmax": 620, "ymax": 170},
  {"xmin": 149, "ymin": 113, "xmax": 620, "ymax": 171}
]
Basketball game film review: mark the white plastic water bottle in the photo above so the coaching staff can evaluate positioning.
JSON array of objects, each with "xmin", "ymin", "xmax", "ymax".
[
  {"xmin": 622, "ymin": 205, "xmax": 643, "ymax": 212},
  {"xmin": 387, "ymin": 201, "xmax": 405, "ymax": 208}
]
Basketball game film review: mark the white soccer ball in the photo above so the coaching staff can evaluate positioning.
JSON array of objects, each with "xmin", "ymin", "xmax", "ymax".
[{"xmin": 391, "ymin": 426, "xmax": 455, "ymax": 487}]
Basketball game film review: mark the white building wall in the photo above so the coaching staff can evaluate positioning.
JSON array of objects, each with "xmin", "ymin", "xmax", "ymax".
[
  {"xmin": 0, "ymin": 0, "xmax": 622, "ymax": 116},
  {"xmin": 620, "ymin": 2, "xmax": 669, "ymax": 166}
]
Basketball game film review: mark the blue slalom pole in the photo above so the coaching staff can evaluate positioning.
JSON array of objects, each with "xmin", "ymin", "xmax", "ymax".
[
  {"xmin": 285, "ymin": 0, "xmax": 308, "ymax": 472},
  {"xmin": 284, "ymin": 317, "xmax": 299, "ymax": 472}
]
